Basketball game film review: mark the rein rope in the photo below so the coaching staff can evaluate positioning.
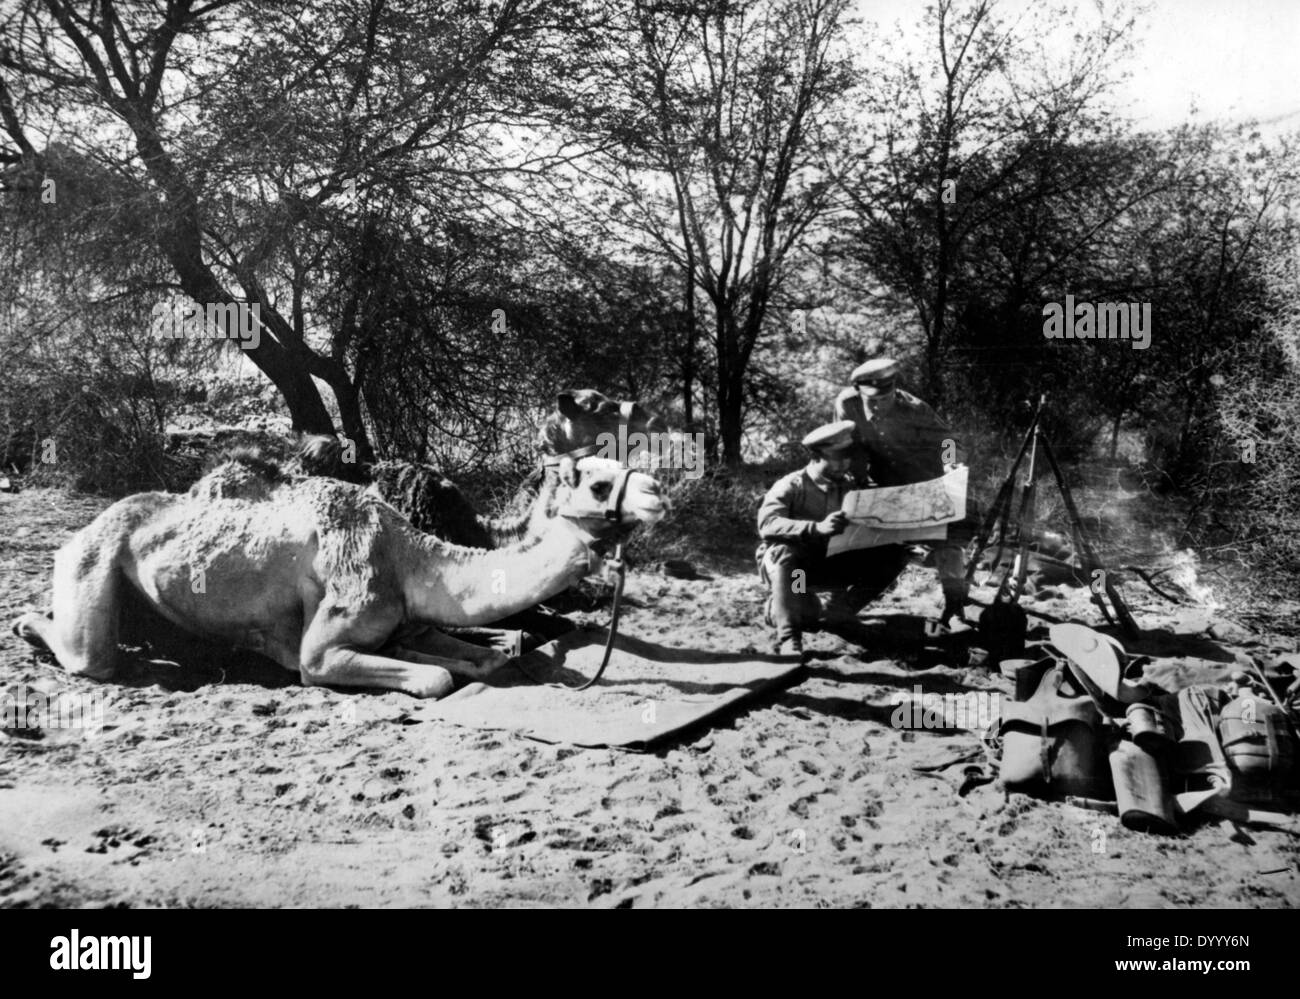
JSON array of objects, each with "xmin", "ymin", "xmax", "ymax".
[{"xmin": 529, "ymin": 401, "xmax": 639, "ymax": 691}]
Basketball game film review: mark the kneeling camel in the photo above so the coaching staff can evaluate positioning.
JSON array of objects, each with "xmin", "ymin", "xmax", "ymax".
[{"xmin": 12, "ymin": 456, "xmax": 665, "ymax": 698}]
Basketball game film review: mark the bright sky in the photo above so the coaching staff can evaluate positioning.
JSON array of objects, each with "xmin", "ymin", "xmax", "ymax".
[
  {"xmin": 1122, "ymin": 0, "xmax": 1300, "ymax": 127},
  {"xmin": 858, "ymin": 0, "xmax": 1300, "ymax": 130}
]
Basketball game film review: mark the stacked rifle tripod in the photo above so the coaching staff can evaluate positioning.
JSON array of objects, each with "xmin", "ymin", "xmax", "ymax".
[{"xmin": 967, "ymin": 394, "xmax": 1139, "ymax": 651}]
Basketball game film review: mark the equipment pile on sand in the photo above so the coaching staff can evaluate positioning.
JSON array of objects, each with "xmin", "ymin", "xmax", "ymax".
[{"xmin": 990, "ymin": 622, "xmax": 1299, "ymax": 834}]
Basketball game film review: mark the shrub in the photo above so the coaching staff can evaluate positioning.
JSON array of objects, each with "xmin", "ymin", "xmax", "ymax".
[{"xmin": 2, "ymin": 360, "xmax": 174, "ymax": 494}]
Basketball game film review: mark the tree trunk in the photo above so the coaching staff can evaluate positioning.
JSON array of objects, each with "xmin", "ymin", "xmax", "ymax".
[
  {"xmin": 929, "ymin": 232, "xmax": 950, "ymax": 407},
  {"xmin": 233, "ymin": 294, "xmax": 340, "ymax": 437},
  {"xmin": 276, "ymin": 368, "xmax": 337, "ymax": 436},
  {"xmin": 718, "ymin": 373, "xmax": 744, "ymax": 467},
  {"xmin": 714, "ymin": 300, "xmax": 745, "ymax": 468},
  {"xmin": 132, "ymin": 124, "xmax": 338, "ymax": 439},
  {"xmin": 333, "ymin": 379, "xmax": 376, "ymax": 465},
  {"xmin": 1176, "ymin": 380, "xmax": 1201, "ymax": 478},
  {"xmin": 681, "ymin": 265, "xmax": 696, "ymax": 430}
]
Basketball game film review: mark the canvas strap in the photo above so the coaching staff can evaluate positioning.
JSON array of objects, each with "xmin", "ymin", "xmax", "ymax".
[{"xmin": 1041, "ymin": 670, "xmax": 1061, "ymax": 785}]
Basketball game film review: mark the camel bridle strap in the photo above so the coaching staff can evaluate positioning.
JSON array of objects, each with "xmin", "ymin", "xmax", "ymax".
[
  {"xmin": 563, "ymin": 539, "xmax": 626, "ymax": 692},
  {"xmin": 604, "ymin": 467, "xmax": 633, "ymax": 522},
  {"xmin": 557, "ymin": 467, "xmax": 633, "ymax": 691},
  {"xmin": 513, "ymin": 537, "xmax": 627, "ymax": 693},
  {"xmin": 529, "ymin": 401, "xmax": 640, "ymax": 691}
]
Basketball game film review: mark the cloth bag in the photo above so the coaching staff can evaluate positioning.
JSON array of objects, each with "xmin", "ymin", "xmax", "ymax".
[{"xmin": 999, "ymin": 664, "xmax": 1109, "ymax": 798}]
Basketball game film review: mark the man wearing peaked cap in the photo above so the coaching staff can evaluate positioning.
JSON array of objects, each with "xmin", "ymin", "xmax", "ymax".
[
  {"xmin": 800, "ymin": 420, "xmax": 857, "ymax": 452},
  {"xmin": 849, "ymin": 358, "xmax": 899, "ymax": 395},
  {"xmin": 833, "ymin": 358, "xmax": 971, "ymax": 624},
  {"xmin": 755, "ymin": 421, "xmax": 911, "ymax": 657}
]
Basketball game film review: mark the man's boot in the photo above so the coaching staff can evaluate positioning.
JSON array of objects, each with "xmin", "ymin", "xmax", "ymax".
[
  {"xmin": 940, "ymin": 578, "xmax": 970, "ymax": 627},
  {"xmin": 773, "ymin": 629, "xmax": 804, "ymax": 659}
]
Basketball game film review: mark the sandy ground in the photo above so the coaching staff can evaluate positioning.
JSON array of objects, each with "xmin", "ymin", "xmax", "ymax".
[{"xmin": 2, "ymin": 487, "xmax": 1298, "ymax": 908}]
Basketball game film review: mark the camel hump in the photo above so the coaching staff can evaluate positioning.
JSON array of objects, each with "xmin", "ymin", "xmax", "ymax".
[
  {"xmin": 369, "ymin": 461, "xmax": 493, "ymax": 547},
  {"xmin": 297, "ymin": 434, "xmax": 342, "ymax": 475},
  {"xmin": 295, "ymin": 434, "xmax": 367, "ymax": 483},
  {"xmin": 217, "ymin": 445, "xmax": 291, "ymax": 481},
  {"xmin": 189, "ymin": 445, "xmax": 292, "ymax": 500}
]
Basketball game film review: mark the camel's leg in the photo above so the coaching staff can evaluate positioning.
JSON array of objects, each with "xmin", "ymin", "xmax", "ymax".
[
  {"xmin": 299, "ymin": 600, "xmax": 482, "ymax": 698},
  {"xmin": 11, "ymin": 531, "xmax": 122, "ymax": 680},
  {"xmin": 302, "ymin": 646, "xmax": 458, "ymax": 699},
  {"xmin": 385, "ymin": 626, "xmax": 511, "ymax": 679},
  {"xmin": 442, "ymin": 626, "xmax": 524, "ymax": 657}
]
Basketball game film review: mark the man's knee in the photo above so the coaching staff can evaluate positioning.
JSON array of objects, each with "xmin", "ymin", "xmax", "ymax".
[
  {"xmin": 934, "ymin": 543, "xmax": 965, "ymax": 581},
  {"xmin": 759, "ymin": 542, "xmax": 806, "ymax": 584},
  {"xmin": 762, "ymin": 542, "xmax": 804, "ymax": 568}
]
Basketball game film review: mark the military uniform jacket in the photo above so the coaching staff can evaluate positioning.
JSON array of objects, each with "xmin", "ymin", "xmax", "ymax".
[
  {"xmin": 757, "ymin": 468, "xmax": 853, "ymax": 559},
  {"xmin": 833, "ymin": 387, "xmax": 953, "ymax": 487}
]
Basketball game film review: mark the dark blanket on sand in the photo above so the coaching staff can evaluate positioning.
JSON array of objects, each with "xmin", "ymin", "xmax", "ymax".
[{"xmin": 415, "ymin": 628, "xmax": 805, "ymax": 751}]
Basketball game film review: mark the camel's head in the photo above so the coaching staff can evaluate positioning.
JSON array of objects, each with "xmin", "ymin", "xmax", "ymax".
[
  {"xmin": 552, "ymin": 455, "xmax": 667, "ymax": 536},
  {"xmin": 541, "ymin": 389, "xmax": 669, "ymax": 459}
]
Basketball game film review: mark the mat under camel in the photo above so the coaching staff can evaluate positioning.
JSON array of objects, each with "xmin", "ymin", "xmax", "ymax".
[{"xmin": 414, "ymin": 627, "xmax": 805, "ymax": 751}]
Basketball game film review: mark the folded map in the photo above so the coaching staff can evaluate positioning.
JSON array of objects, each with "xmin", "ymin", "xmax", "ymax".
[{"xmin": 827, "ymin": 466, "xmax": 968, "ymax": 556}]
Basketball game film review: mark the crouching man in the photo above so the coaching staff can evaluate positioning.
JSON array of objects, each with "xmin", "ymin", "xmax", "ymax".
[{"xmin": 757, "ymin": 421, "xmax": 910, "ymax": 657}]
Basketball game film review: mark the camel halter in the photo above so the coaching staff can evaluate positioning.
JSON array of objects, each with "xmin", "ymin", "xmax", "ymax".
[
  {"xmin": 547, "ymin": 466, "xmax": 634, "ymax": 692},
  {"xmin": 555, "ymin": 464, "xmax": 635, "ymax": 690},
  {"xmin": 514, "ymin": 477, "xmax": 631, "ymax": 692},
  {"xmin": 533, "ymin": 402, "xmax": 639, "ymax": 691},
  {"xmin": 568, "ymin": 539, "xmax": 626, "ymax": 691}
]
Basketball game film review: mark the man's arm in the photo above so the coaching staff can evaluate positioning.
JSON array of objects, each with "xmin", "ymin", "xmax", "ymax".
[
  {"xmin": 758, "ymin": 476, "xmax": 818, "ymax": 542},
  {"xmin": 758, "ymin": 475, "xmax": 845, "ymax": 541}
]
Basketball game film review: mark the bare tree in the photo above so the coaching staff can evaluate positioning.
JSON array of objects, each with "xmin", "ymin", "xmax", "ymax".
[
  {"xmin": 831, "ymin": 0, "xmax": 1143, "ymax": 405},
  {"xmin": 0, "ymin": 0, "xmax": 585, "ymax": 457},
  {"xmin": 566, "ymin": 0, "xmax": 855, "ymax": 465}
]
